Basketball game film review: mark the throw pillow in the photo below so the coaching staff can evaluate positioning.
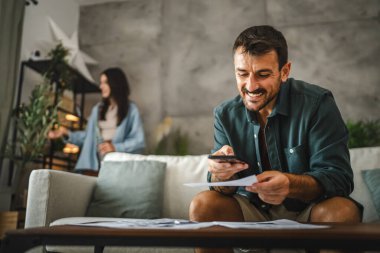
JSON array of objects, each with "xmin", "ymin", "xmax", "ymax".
[
  {"xmin": 362, "ymin": 168, "xmax": 380, "ymax": 217},
  {"xmin": 86, "ymin": 160, "xmax": 166, "ymax": 218}
]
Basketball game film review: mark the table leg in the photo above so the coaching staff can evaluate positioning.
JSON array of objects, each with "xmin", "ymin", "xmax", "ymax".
[
  {"xmin": 94, "ymin": 245, "xmax": 104, "ymax": 253},
  {"xmin": 1, "ymin": 235, "xmax": 41, "ymax": 253}
]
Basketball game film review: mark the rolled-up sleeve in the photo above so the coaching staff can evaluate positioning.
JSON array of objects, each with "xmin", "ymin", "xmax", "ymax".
[{"xmin": 305, "ymin": 93, "xmax": 353, "ymax": 198}]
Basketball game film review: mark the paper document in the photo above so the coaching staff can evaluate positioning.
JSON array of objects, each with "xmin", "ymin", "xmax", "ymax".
[
  {"xmin": 70, "ymin": 218, "xmax": 329, "ymax": 230},
  {"xmin": 214, "ymin": 219, "xmax": 329, "ymax": 229},
  {"xmin": 73, "ymin": 218, "xmax": 196, "ymax": 229},
  {"xmin": 184, "ymin": 175, "xmax": 257, "ymax": 187}
]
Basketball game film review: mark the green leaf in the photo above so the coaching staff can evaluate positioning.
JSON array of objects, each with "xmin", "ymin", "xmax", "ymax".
[
  {"xmin": 3, "ymin": 77, "xmax": 61, "ymax": 165},
  {"xmin": 346, "ymin": 119, "xmax": 380, "ymax": 148}
]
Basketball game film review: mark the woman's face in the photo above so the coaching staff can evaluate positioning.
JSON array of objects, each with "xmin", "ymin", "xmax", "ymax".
[{"xmin": 99, "ymin": 74, "xmax": 111, "ymax": 98}]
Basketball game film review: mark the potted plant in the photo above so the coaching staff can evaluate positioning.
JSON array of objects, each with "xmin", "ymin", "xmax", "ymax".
[
  {"xmin": 4, "ymin": 78, "xmax": 59, "ymax": 209},
  {"xmin": 2, "ymin": 43, "xmax": 73, "ymax": 210},
  {"xmin": 153, "ymin": 117, "xmax": 189, "ymax": 155},
  {"xmin": 346, "ymin": 119, "xmax": 380, "ymax": 148}
]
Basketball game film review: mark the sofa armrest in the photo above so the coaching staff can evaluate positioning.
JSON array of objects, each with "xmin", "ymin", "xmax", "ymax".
[{"xmin": 25, "ymin": 169, "xmax": 97, "ymax": 228}]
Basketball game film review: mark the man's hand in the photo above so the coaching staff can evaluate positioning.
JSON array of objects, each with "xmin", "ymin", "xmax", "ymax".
[
  {"xmin": 245, "ymin": 171, "xmax": 324, "ymax": 205},
  {"xmin": 208, "ymin": 145, "xmax": 248, "ymax": 181},
  {"xmin": 98, "ymin": 141, "xmax": 116, "ymax": 156},
  {"xmin": 245, "ymin": 171, "xmax": 290, "ymax": 205}
]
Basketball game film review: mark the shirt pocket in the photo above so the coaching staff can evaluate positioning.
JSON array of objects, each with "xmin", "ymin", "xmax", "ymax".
[{"xmin": 284, "ymin": 144, "xmax": 308, "ymax": 174}]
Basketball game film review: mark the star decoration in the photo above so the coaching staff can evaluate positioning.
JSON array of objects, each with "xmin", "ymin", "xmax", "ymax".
[{"xmin": 48, "ymin": 17, "xmax": 97, "ymax": 82}]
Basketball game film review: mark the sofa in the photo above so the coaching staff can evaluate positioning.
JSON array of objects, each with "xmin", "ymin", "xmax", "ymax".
[{"xmin": 24, "ymin": 147, "xmax": 380, "ymax": 253}]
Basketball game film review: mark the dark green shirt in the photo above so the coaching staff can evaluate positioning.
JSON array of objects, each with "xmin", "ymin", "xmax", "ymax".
[{"xmin": 209, "ymin": 78, "xmax": 353, "ymax": 212}]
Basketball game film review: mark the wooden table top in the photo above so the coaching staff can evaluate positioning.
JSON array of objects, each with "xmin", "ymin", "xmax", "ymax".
[{"xmin": 2, "ymin": 222, "xmax": 380, "ymax": 253}]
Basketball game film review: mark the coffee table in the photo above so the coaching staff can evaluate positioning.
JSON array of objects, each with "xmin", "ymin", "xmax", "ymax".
[{"xmin": 1, "ymin": 223, "xmax": 380, "ymax": 253}]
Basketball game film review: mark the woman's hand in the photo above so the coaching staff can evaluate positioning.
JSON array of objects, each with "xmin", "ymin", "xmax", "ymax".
[
  {"xmin": 47, "ymin": 126, "xmax": 68, "ymax": 139},
  {"xmin": 98, "ymin": 141, "xmax": 116, "ymax": 156}
]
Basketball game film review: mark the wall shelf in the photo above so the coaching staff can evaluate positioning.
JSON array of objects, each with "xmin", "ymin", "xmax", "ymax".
[{"xmin": 13, "ymin": 59, "xmax": 100, "ymax": 172}]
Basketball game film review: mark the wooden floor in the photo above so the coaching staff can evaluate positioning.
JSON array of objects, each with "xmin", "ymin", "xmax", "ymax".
[{"xmin": 0, "ymin": 211, "xmax": 25, "ymax": 240}]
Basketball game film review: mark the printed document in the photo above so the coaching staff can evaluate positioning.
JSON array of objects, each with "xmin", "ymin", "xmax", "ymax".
[
  {"xmin": 71, "ymin": 218, "xmax": 329, "ymax": 230},
  {"xmin": 184, "ymin": 175, "xmax": 257, "ymax": 187}
]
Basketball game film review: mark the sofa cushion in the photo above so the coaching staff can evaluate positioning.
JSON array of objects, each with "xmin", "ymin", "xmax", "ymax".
[
  {"xmin": 362, "ymin": 168, "xmax": 380, "ymax": 218},
  {"xmin": 349, "ymin": 147, "xmax": 380, "ymax": 222},
  {"xmin": 104, "ymin": 153, "xmax": 209, "ymax": 219},
  {"xmin": 86, "ymin": 160, "xmax": 166, "ymax": 219}
]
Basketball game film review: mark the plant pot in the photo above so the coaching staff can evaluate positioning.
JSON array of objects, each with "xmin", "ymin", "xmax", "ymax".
[{"xmin": 11, "ymin": 162, "xmax": 37, "ymax": 211}]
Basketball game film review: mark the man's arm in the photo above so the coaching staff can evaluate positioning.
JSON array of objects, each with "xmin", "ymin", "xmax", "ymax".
[
  {"xmin": 305, "ymin": 93, "xmax": 353, "ymax": 198},
  {"xmin": 246, "ymin": 171, "xmax": 324, "ymax": 205},
  {"xmin": 210, "ymin": 173, "xmax": 239, "ymax": 195},
  {"xmin": 208, "ymin": 107, "xmax": 249, "ymax": 195},
  {"xmin": 285, "ymin": 173, "xmax": 323, "ymax": 202},
  {"xmin": 208, "ymin": 145, "xmax": 248, "ymax": 195}
]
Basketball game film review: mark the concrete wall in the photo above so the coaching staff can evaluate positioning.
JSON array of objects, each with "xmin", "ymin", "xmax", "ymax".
[
  {"xmin": 18, "ymin": 0, "xmax": 80, "ymax": 103},
  {"xmin": 79, "ymin": 0, "xmax": 380, "ymax": 154},
  {"xmin": 21, "ymin": 0, "xmax": 79, "ymax": 60}
]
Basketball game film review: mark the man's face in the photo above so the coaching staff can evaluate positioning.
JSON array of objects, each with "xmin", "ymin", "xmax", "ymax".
[{"xmin": 234, "ymin": 47, "xmax": 290, "ymax": 114}]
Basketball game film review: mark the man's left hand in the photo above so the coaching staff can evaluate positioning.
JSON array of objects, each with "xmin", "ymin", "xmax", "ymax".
[{"xmin": 245, "ymin": 171, "xmax": 290, "ymax": 205}]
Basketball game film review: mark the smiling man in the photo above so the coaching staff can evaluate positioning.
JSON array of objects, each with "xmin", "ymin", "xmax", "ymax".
[{"xmin": 189, "ymin": 25, "xmax": 361, "ymax": 253}]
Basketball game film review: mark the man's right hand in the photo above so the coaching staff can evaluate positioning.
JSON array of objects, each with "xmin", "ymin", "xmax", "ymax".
[
  {"xmin": 208, "ymin": 145, "xmax": 248, "ymax": 181},
  {"xmin": 47, "ymin": 126, "xmax": 68, "ymax": 139}
]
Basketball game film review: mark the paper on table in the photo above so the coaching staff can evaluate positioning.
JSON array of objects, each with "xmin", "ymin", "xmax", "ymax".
[
  {"xmin": 73, "ymin": 218, "xmax": 197, "ymax": 229},
  {"xmin": 215, "ymin": 219, "xmax": 329, "ymax": 229},
  {"xmin": 70, "ymin": 218, "xmax": 329, "ymax": 230},
  {"xmin": 184, "ymin": 175, "xmax": 257, "ymax": 187}
]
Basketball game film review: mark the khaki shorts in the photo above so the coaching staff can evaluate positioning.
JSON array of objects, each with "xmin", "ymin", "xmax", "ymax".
[{"xmin": 233, "ymin": 194, "xmax": 314, "ymax": 222}]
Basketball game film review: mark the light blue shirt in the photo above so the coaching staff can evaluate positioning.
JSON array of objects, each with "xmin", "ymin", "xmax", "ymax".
[{"xmin": 67, "ymin": 102, "xmax": 145, "ymax": 171}]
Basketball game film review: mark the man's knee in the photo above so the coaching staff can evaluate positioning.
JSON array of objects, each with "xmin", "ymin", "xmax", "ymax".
[
  {"xmin": 189, "ymin": 190, "xmax": 243, "ymax": 222},
  {"xmin": 310, "ymin": 197, "xmax": 361, "ymax": 223},
  {"xmin": 189, "ymin": 190, "xmax": 226, "ymax": 221}
]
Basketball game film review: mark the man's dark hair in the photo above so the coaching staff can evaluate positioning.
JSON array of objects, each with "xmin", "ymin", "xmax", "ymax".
[
  {"xmin": 233, "ymin": 25, "xmax": 288, "ymax": 70},
  {"xmin": 99, "ymin": 67, "xmax": 131, "ymax": 125}
]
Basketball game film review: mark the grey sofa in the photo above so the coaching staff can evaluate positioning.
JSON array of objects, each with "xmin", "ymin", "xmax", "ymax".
[{"xmin": 25, "ymin": 147, "xmax": 380, "ymax": 253}]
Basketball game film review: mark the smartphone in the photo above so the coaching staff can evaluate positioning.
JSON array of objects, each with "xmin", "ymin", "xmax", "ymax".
[{"xmin": 208, "ymin": 155, "xmax": 244, "ymax": 164}]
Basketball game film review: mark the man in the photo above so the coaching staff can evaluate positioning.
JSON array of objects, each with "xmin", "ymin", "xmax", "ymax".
[{"xmin": 189, "ymin": 25, "xmax": 361, "ymax": 253}]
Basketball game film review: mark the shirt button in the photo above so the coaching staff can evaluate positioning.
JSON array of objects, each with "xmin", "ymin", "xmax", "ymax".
[
  {"xmin": 254, "ymin": 134, "xmax": 257, "ymax": 138},
  {"xmin": 290, "ymin": 149, "xmax": 294, "ymax": 154},
  {"xmin": 261, "ymin": 204, "xmax": 267, "ymax": 209},
  {"xmin": 257, "ymin": 162, "xmax": 260, "ymax": 167}
]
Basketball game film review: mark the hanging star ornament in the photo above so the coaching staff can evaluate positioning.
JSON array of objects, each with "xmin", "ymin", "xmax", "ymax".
[{"xmin": 48, "ymin": 17, "xmax": 98, "ymax": 82}]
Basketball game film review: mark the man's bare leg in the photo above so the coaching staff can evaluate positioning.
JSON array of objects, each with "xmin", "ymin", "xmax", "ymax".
[
  {"xmin": 189, "ymin": 190, "xmax": 244, "ymax": 253},
  {"xmin": 310, "ymin": 197, "xmax": 361, "ymax": 253},
  {"xmin": 310, "ymin": 196, "xmax": 361, "ymax": 222}
]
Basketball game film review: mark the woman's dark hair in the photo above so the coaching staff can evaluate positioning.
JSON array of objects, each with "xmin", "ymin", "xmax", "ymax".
[
  {"xmin": 99, "ymin": 67, "xmax": 130, "ymax": 125},
  {"xmin": 233, "ymin": 25, "xmax": 288, "ymax": 70}
]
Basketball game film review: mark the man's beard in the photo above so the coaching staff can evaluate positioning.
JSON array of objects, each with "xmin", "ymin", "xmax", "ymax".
[{"xmin": 241, "ymin": 85, "xmax": 281, "ymax": 113}]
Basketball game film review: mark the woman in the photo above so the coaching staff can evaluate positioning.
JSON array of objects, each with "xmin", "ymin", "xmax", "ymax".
[{"xmin": 48, "ymin": 67, "xmax": 145, "ymax": 171}]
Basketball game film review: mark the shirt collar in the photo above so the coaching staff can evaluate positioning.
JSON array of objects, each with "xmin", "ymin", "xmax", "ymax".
[
  {"xmin": 245, "ymin": 107, "xmax": 257, "ymax": 123},
  {"xmin": 272, "ymin": 78, "xmax": 290, "ymax": 117}
]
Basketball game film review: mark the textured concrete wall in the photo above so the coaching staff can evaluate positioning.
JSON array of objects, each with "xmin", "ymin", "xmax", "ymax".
[{"xmin": 79, "ymin": 0, "xmax": 380, "ymax": 154}]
